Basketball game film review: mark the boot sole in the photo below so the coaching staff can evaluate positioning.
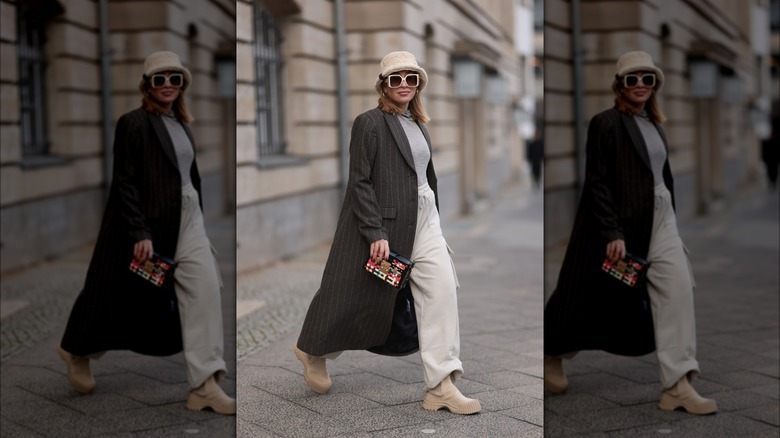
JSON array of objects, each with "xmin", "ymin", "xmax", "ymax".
[
  {"xmin": 186, "ymin": 397, "xmax": 236, "ymax": 415},
  {"xmin": 292, "ymin": 346, "xmax": 332, "ymax": 394},
  {"xmin": 659, "ymin": 394, "xmax": 718, "ymax": 415},
  {"xmin": 423, "ymin": 398, "xmax": 481, "ymax": 415},
  {"xmin": 57, "ymin": 347, "xmax": 95, "ymax": 395}
]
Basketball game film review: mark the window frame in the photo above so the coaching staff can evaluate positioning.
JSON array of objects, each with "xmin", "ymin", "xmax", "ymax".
[
  {"xmin": 254, "ymin": 1, "xmax": 286, "ymax": 158},
  {"xmin": 17, "ymin": 8, "xmax": 52, "ymax": 159}
]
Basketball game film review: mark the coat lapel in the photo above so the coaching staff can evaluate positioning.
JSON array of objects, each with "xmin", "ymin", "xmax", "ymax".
[
  {"xmin": 148, "ymin": 113, "xmax": 180, "ymax": 171},
  {"xmin": 620, "ymin": 112, "xmax": 652, "ymax": 171},
  {"xmin": 382, "ymin": 111, "xmax": 416, "ymax": 172}
]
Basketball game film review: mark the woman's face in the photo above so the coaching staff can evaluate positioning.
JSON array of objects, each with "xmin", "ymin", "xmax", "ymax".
[
  {"xmin": 383, "ymin": 70, "xmax": 418, "ymax": 110},
  {"xmin": 620, "ymin": 70, "xmax": 655, "ymax": 106},
  {"xmin": 147, "ymin": 71, "xmax": 183, "ymax": 110}
]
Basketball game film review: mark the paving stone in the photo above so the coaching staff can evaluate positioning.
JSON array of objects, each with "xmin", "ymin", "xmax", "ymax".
[
  {"xmin": 747, "ymin": 381, "xmax": 780, "ymax": 400},
  {"xmin": 544, "ymin": 393, "xmax": 620, "ymax": 416},
  {"xmin": 468, "ymin": 370, "xmax": 541, "ymax": 390},
  {"xmin": 669, "ymin": 411, "xmax": 779, "ymax": 437},
  {"xmin": 551, "ymin": 407, "xmax": 661, "ymax": 435},
  {"xmin": 328, "ymin": 405, "xmax": 429, "ymax": 433},
  {"xmin": 704, "ymin": 370, "xmax": 780, "ymax": 390},
  {"xmin": 509, "ymin": 383, "xmax": 544, "ymax": 400},
  {"xmin": 295, "ymin": 392, "xmax": 384, "ymax": 415},
  {"xmin": 708, "ymin": 389, "xmax": 778, "ymax": 412},
  {"xmin": 63, "ymin": 392, "xmax": 146, "ymax": 415},
  {"xmin": 736, "ymin": 404, "xmax": 780, "ymax": 427},
  {"xmin": 497, "ymin": 397, "xmax": 544, "ymax": 426},
  {"xmin": 467, "ymin": 388, "xmax": 539, "ymax": 413},
  {"xmin": 589, "ymin": 382, "xmax": 661, "ymax": 406}
]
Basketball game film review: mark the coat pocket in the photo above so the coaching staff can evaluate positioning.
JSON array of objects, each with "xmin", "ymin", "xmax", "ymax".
[
  {"xmin": 380, "ymin": 207, "xmax": 397, "ymax": 219},
  {"xmin": 445, "ymin": 242, "xmax": 460, "ymax": 289}
]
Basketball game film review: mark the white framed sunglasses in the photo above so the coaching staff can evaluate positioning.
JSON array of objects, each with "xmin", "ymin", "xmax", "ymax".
[
  {"xmin": 150, "ymin": 73, "xmax": 184, "ymax": 88},
  {"xmin": 386, "ymin": 73, "xmax": 419, "ymax": 88},
  {"xmin": 623, "ymin": 73, "xmax": 655, "ymax": 88}
]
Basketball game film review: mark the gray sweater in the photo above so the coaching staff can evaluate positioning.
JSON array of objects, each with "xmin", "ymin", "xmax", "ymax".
[
  {"xmin": 397, "ymin": 111, "xmax": 430, "ymax": 187},
  {"xmin": 634, "ymin": 111, "xmax": 666, "ymax": 186},
  {"xmin": 162, "ymin": 112, "xmax": 194, "ymax": 187}
]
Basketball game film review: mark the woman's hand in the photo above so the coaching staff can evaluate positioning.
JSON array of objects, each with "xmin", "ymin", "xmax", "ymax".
[
  {"xmin": 134, "ymin": 239, "xmax": 154, "ymax": 261},
  {"xmin": 606, "ymin": 239, "xmax": 626, "ymax": 263},
  {"xmin": 370, "ymin": 239, "xmax": 390, "ymax": 262}
]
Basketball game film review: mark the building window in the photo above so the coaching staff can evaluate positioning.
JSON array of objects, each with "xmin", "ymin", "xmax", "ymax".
[
  {"xmin": 17, "ymin": 7, "xmax": 53, "ymax": 157},
  {"xmin": 254, "ymin": 1, "xmax": 285, "ymax": 156}
]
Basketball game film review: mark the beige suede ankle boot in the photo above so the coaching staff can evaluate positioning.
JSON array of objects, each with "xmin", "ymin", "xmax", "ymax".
[
  {"xmin": 659, "ymin": 375, "xmax": 718, "ymax": 415},
  {"xmin": 544, "ymin": 355, "xmax": 568, "ymax": 394},
  {"xmin": 293, "ymin": 345, "xmax": 332, "ymax": 394},
  {"xmin": 57, "ymin": 346, "xmax": 96, "ymax": 394},
  {"xmin": 186, "ymin": 375, "xmax": 236, "ymax": 415},
  {"xmin": 423, "ymin": 374, "xmax": 481, "ymax": 415}
]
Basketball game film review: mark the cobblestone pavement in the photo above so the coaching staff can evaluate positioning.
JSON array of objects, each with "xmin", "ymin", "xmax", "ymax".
[
  {"xmin": 543, "ymin": 186, "xmax": 780, "ymax": 437},
  {"xmin": 236, "ymin": 260, "xmax": 323, "ymax": 361},
  {"xmin": 1, "ymin": 217, "xmax": 237, "ymax": 437},
  {"xmin": 236, "ymin": 183, "xmax": 544, "ymax": 437}
]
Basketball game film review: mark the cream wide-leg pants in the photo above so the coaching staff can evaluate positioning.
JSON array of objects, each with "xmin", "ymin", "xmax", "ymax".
[
  {"xmin": 410, "ymin": 183, "xmax": 464, "ymax": 389},
  {"xmin": 175, "ymin": 183, "xmax": 228, "ymax": 388},
  {"xmin": 646, "ymin": 183, "xmax": 700, "ymax": 389}
]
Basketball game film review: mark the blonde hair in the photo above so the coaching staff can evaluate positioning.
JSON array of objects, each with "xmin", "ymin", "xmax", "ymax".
[
  {"xmin": 375, "ymin": 80, "xmax": 430, "ymax": 123},
  {"xmin": 611, "ymin": 78, "xmax": 666, "ymax": 124},
  {"xmin": 138, "ymin": 79, "xmax": 194, "ymax": 124}
]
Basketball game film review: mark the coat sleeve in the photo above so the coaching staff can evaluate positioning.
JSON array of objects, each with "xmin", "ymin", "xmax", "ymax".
[
  {"xmin": 584, "ymin": 113, "xmax": 624, "ymax": 242},
  {"xmin": 112, "ymin": 114, "xmax": 152, "ymax": 243},
  {"xmin": 347, "ymin": 113, "xmax": 388, "ymax": 244}
]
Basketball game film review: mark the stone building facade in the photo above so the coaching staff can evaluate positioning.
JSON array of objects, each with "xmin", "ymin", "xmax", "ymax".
[
  {"xmin": 237, "ymin": 0, "xmax": 538, "ymax": 272},
  {"xmin": 0, "ymin": 0, "xmax": 236, "ymax": 273},
  {"xmin": 544, "ymin": 0, "xmax": 774, "ymax": 247}
]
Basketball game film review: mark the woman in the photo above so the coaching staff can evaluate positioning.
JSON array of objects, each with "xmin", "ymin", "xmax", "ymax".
[
  {"xmin": 57, "ymin": 51, "xmax": 235, "ymax": 415},
  {"xmin": 544, "ymin": 51, "xmax": 717, "ymax": 415},
  {"xmin": 293, "ymin": 51, "xmax": 480, "ymax": 415}
]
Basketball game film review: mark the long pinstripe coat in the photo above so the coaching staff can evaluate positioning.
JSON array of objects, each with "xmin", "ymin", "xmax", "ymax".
[
  {"xmin": 61, "ymin": 108, "xmax": 202, "ymax": 357},
  {"xmin": 545, "ymin": 107, "xmax": 675, "ymax": 357},
  {"xmin": 297, "ymin": 107, "xmax": 438, "ymax": 356}
]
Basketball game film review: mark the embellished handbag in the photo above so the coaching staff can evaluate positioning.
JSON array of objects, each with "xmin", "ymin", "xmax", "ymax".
[
  {"xmin": 365, "ymin": 251, "xmax": 414, "ymax": 289},
  {"xmin": 129, "ymin": 252, "xmax": 178, "ymax": 288},
  {"xmin": 601, "ymin": 252, "xmax": 650, "ymax": 287}
]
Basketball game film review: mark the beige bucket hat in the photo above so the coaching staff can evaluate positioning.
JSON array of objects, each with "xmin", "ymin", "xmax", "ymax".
[
  {"xmin": 375, "ymin": 51, "xmax": 428, "ymax": 92},
  {"xmin": 615, "ymin": 51, "xmax": 664, "ymax": 91},
  {"xmin": 143, "ymin": 51, "xmax": 192, "ymax": 90}
]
